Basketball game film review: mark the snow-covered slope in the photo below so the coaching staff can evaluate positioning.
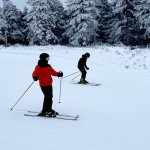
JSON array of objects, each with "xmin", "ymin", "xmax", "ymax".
[{"xmin": 0, "ymin": 45, "xmax": 150, "ymax": 150}]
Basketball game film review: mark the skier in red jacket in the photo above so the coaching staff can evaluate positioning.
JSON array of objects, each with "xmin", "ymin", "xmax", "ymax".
[{"xmin": 32, "ymin": 53, "xmax": 63, "ymax": 116}]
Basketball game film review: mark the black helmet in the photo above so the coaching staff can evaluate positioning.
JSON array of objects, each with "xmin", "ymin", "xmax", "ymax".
[
  {"xmin": 39, "ymin": 53, "xmax": 49, "ymax": 60},
  {"xmin": 85, "ymin": 52, "xmax": 90, "ymax": 58}
]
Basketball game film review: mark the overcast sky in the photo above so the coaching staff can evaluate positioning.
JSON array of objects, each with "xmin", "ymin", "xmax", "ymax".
[
  {"xmin": 0, "ymin": 0, "xmax": 67, "ymax": 10},
  {"xmin": 0, "ymin": 0, "xmax": 112, "ymax": 10},
  {"xmin": 0, "ymin": 0, "xmax": 27, "ymax": 10}
]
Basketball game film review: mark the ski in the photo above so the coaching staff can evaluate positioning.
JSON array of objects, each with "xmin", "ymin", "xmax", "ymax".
[
  {"xmin": 86, "ymin": 83, "xmax": 101, "ymax": 86},
  {"xmin": 77, "ymin": 82, "xmax": 101, "ymax": 86},
  {"xmin": 24, "ymin": 113, "xmax": 79, "ymax": 121},
  {"xmin": 27, "ymin": 111, "xmax": 79, "ymax": 119}
]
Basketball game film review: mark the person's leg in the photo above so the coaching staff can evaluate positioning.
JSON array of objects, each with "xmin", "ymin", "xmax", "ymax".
[
  {"xmin": 41, "ymin": 86, "xmax": 53, "ymax": 114},
  {"xmin": 79, "ymin": 67, "xmax": 86, "ymax": 82},
  {"xmin": 81, "ymin": 69, "xmax": 88, "ymax": 83},
  {"xmin": 82, "ymin": 69, "xmax": 86, "ymax": 80}
]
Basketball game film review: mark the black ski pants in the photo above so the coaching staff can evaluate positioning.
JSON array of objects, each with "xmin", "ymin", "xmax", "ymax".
[
  {"xmin": 41, "ymin": 85, "xmax": 53, "ymax": 113},
  {"xmin": 78, "ymin": 67, "xmax": 87, "ymax": 79}
]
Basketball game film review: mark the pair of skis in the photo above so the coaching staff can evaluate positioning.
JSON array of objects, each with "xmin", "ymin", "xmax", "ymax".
[
  {"xmin": 24, "ymin": 111, "xmax": 79, "ymax": 121},
  {"xmin": 24, "ymin": 82, "xmax": 100, "ymax": 120}
]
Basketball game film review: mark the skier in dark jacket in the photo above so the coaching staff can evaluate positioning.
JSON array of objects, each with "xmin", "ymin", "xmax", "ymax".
[
  {"xmin": 78, "ymin": 52, "xmax": 90, "ymax": 83},
  {"xmin": 32, "ymin": 53, "xmax": 63, "ymax": 116}
]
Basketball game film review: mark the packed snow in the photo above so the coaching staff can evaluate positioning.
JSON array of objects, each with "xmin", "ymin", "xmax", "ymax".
[{"xmin": 0, "ymin": 45, "xmax": 150, "ymax": 150}]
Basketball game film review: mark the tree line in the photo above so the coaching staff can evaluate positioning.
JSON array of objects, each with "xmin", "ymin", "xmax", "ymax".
[{"xmin": 0, "ymin": 0, "xmax": 150, "ymax": 47}]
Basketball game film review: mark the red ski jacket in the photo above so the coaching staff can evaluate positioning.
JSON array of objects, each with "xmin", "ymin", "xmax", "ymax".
[{"xmin": 32, "ymin": 65, "xmax": 59, "ymax": 86}]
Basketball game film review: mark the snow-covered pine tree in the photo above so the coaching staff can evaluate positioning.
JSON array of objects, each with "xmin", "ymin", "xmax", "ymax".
[
  {"xmin": 2, "ymin": 0, "xmax": 24, "ymax": 44},
  {"xmin": 94, "ymin": 0, "xmax": 110, "ymax": 43},
  {"xmin": 135, "ymin": 0, "xmax": 150, "ymax": 45},
  {"xmin": 20, "ymin": 7, "xmax": 28, "ymax": 45},
  {"xmin": 49, "ymin": 0, "xmax": 65, "ymax": 44},
  {"xmin": 64, "ymin": 0, "xmax": 98, "ymax": 46},
  {"xmin": 106, "ymin": 0, "xmax": 137, "ymax": 46},
  {"xmin": 0, "ymin": 7, "xmax": 7, "ymax": 44},
  {"xmin": 25, "ymin": 0, "xmax": 63, "ymax": 45}
]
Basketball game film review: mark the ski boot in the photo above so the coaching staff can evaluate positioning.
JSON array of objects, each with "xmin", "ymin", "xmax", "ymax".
[
  {"xmin": 38, "ymin": 112, "xmax": 47, "ymax": 116},
  {"xmin": 82, "ymin": 79, "xmax": 89, "ymax": 84},
  {"xmin": 79, "ymin": 78, "xmax": 88, "ymax": 84},
  {"xmin": 46, "ymin": 109, "xmax": 59, "ymax": 117},
  {"xmin": 78, "ymin": 78, "xmax": 84, "ymax": 84}
]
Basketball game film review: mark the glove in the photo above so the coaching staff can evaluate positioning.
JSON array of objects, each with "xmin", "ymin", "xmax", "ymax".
[
  {"xmin": 33, "ymin": 76, "xmax": 38, "ymax": 81},
  {"xmin": 58, "ymin": 71, "xmax": 63, "ymax": 77},
  {"xmin": 86, "ymin": 67, "xmax": 89, "ymax": 70}
]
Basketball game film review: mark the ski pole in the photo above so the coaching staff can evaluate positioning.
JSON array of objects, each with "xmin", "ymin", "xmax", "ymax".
[
  {"xmin": 10, "ymin": 81, "xmax": 34, "ymax": 111},
  {"xmin": 59, "ymin": 78, "xmax": 62, "ymax": 103},
  {"xmin": 58, "ymin": 71, "xmax": 80, "ymax": 103},
  {"xmin": 72, "ymin": 73, "xmax": 81, "ymax": 81},
  {"xmin": 62, "ymin": 71, "xmax": 80, "ymax": 79}
]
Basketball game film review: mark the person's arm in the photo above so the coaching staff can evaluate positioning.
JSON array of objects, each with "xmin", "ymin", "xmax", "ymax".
[
  {"xmin": 51, "ymin": 66, "xmax": 63, "ymax": 77},
  {"xmin": 85, "ymin": 65, "xmax": 89, "ymax": 70},
  {"xmin": 50, "ymin": 66, "xmax": 59, "ymax": 76},
  {"xmin": 84, "ymin": 58, "xmax": 89, "ymax": 70},
  {"xmin": 32, "ymin": 65, "xmax": 40, "ymax": 81}
]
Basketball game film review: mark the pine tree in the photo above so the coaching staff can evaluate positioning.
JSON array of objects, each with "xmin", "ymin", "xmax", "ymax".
[
  {"xmin": 25, "ymin": 0, "xmax": 64, "ymax": 45},
  {"xmin": 2, "ymin": 0, "xmax": 24, "ymax": 44},
  {"xmin": 106, "ymin": 0, "xmax": 137, "ymax": 46},
  {"xmin": 135, "ymin": 0, "xmax": 150, "ymax": 45},
  {"xmin": 21, "ymin": 7, "xmax": 28, "ymax": 45},
  {"xmin": 64, "ymin": 0, "xmax": 99, "ymax": 46},
  {"xmin": 94, "ymin": 0, "xmax": 110, "ymax": 43},
  {"xmin": 50, "ymin": 0, "xmax": 65, "ymax": 44},
  {"xmin": 0, "ymin": 7, "xmax": 7, "ymax": 44}
]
